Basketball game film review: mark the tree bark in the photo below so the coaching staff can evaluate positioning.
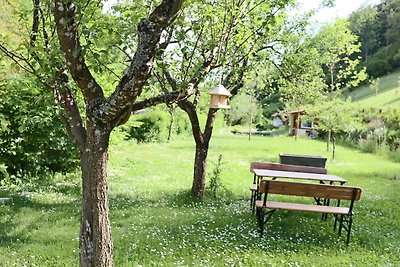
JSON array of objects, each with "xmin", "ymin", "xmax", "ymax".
[
  {"xmin": 327, "ymin": 129, "xmax": 331, "ymax": 152},
  {"xmin": 178, "ymin": 99, "xmax": 219, "ymax": 199},
  {"xmin": 167, "ymin": 107, "xmax": 174, "ymax": 142},
  {"xmin": 191, "ymin": 108, "xmax": 218, "ymax": 199},
  {"xmin": 332, "ymin": 132, "xmax": 336, "ymax": 160},
  {"xmin": 192, "ymin": 141, "xmax": 208, "ymax": 198},
  {"xmin": 80, "ymin": 122, "xmax": 112, "ymax": 267}
]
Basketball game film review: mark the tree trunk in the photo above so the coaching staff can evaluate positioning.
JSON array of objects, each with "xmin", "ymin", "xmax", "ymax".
[
  {"xmin": 248, "ymin": 97, "xmax": 253, "ymax": 141},
  {"xmin": 80, "ymin": 123, "xmax": 113, "ymax": 267},
  {"xmin": 192, "ymin": 141, "xmax": 209, "ymax": 199},
  {"xmin": 332, "ymin": 132, "xmax": 336, "ymax": 160},
  {"xmin": 327, "ymin": 129, "xmax": 331, "ymax": 152},
  {"xmin": 330, "ymin": 66, "xmax": 334, "ymax": 92},
  {"xmin": 167, "ymin": 108, "xmax": 174, "ymax": 142}
]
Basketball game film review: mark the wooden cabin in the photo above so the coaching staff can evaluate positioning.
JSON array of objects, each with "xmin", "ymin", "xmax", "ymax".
[{"xmin": 287, "ymin": 110, "xmax": 317, "ymax": 137}]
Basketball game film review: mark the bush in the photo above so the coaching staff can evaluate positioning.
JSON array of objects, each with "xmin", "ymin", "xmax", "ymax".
[
  {"xmin": 174, "ymin": 109, "xmax": 192, "ymax": 136},
  {"xmin": 0, "ymin": 78, "xmax": 79, "ymax": 180},
  {"xmin": 387, "ymin": 130, "xmax": 400, "ymax": 150},
  {"xmin": 358, "ymin": 137, "xmax": 378, "ymax": 153},
  {"xmin": 365, "ymin": 48, "xmax": 393, "ymax": 77},
  {"xmin": 124, "ymin": 110, "xmax": 169, "ymax": 143}
]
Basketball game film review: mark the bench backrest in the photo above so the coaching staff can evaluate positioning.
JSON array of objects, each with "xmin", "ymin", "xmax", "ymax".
[
  {"xmin": 250, "ymin": 162, "xmax": 327, "ymax": 175},
  {"xmin": 259, "ymin": 180, "xmax": 362, "ymax": 201}
]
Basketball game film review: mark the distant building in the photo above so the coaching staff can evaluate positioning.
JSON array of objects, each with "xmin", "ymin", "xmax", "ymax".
[
  {"xmin": 287, "ymin": 110, "xmax": 317, "ymax": 137},
  {"xmin": 271, "ymin": 111, "xmax": 288, "ymax": 128}
]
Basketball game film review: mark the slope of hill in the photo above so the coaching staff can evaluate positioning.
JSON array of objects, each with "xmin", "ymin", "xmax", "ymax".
[{"xmin": 346, "ymin": 69, "xmax": 400, "ymax": 107}]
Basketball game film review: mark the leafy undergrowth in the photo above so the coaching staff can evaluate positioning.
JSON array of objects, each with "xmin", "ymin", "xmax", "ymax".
[{"xmin": 1, "ymin": 134, "xmax": 400, "ymax": 266}]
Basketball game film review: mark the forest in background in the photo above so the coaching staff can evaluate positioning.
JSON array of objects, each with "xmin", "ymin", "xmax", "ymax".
[{"xmin": 349, "ymin": 0, "xmax": 400, "ymax": 77}]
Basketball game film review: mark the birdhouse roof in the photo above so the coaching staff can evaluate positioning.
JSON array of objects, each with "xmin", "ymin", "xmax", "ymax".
[{"xmin": 207, "ymin": 84, "xmax": 232, "ymax": 96}]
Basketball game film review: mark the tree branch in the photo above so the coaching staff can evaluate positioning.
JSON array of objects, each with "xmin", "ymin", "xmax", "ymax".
[
  {"xmin": 92, "ymin": 0, "xmax": 184, "ymax": 126},
  {"xmin": 131, "ymin": 90, "xmax": 188, "ymax": 111},
  {"xmin": 58, "ymin": 84, "xmax": 87, "ymax": 150},
  {"xmin": 53, "ymin": 1, "xmax": 104, "ymax": 105},
  {"xmin": 178, "ymin": 99, "xmax": 203, "ymax": 144}
]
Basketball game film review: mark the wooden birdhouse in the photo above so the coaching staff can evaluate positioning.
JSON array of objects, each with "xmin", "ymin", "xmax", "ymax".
[{"xmin": 208, "ymin": 84, "xmax": 232, "ymax": 109}]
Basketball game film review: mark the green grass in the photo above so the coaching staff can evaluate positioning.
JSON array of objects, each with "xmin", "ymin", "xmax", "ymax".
[
  {"xmin": 1, "ymin": 134, "xmax": 400, "ymax": 266},
  {"xmin": 346, "ymin": 68, "xmax": 400, "ymax": 107}
]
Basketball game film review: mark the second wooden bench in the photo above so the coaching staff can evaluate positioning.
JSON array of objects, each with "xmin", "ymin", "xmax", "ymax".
[{"xmin": 255, "ymin": 180, "xmax": 362, "ymax": 245}]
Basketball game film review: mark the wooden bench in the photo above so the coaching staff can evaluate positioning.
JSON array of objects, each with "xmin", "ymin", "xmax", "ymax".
[
  {"xmin": 255, "ymin": 180, "xmax": 362, "ymax": 245},
  {"xmin": 249, "ymin": 162, "xmax": 327, "ymax": 212}
]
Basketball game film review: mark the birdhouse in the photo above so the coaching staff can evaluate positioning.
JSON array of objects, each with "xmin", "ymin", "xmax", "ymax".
[{"xmin": 208, "ymin": 84, "xmax": 232, "ymax": 109}]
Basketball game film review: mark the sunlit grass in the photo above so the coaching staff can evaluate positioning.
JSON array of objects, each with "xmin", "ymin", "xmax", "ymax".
[
  {"xmin": 346, "ymin": 68, "xmax": 400, "ymax": 107},
  {"xmin": 1, "ymin": 133, "xmax": 400, "ymax": 266}
]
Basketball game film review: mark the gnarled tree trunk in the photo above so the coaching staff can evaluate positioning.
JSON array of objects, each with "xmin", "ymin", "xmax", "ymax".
[
  {"xmin": 79, "ymin": 123, "xmax": 112, "ymax": 266},
  {"xmin": 51, "ymin": 1, "xmax": 184, "ymax": 265}
]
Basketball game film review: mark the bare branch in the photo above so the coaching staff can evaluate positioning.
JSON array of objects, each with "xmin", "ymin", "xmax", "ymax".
[
  {"xmin": 0, "ymin": 44, "xmax": 54, "ymax": 89},
  {"xmin": 116, "ymin": 46, "xmax": 133, "ymax": 62},
  {"xmin": 163, "ymin": 70, "xmax": 178, "ymax": 91},
  {"xmin": 131, "ymin": 90, "xmax": 188, "ymax": 111},
  {"xmin": 39, "ymin": 7, "xmax": 50, "ymax": 49},
  {"xmin": 183, "ymin": 22, "xmax": 205, "ymax": 82}
]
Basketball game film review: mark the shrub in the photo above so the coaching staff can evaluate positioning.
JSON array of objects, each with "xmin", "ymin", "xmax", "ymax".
[
  {"xmin": 358, "ymin": 137, "xmax": 378, "ymax": 153},
  {"xmin": 124, "ymin": 110, "xmax": 169, "ymax": 143},
  {"xmin": 365, "ymin": 48, "xmax": 393, "ymax": 77},
  {"xmin": 208, "ymin": 154, "xmax": 225, "ymax": 198},
  {"xmin": 0, "ymin": 78, "xmax": 79, "ymax": 180},
  {"xmin": 387, "ymin": 130, "xmax": 400, "ymax": 150},
  {"xmin": 174, "ymin": 109, "xmax": 191, "ymax": 136}
]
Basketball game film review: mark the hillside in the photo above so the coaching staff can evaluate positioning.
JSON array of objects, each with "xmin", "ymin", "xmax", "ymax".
[{"xmin": 346, "ymin": 68, "xmax": 400, "ymax": 107}]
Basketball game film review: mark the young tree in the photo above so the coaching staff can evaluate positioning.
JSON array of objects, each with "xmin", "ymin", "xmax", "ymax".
[
  {"xmin": 315, "ymin": 18, "xmax": 367, "ymax": 93},
  {"xmin": 133, "ymin": 0, "xmax": 292, "ymax": 199},
  {"xmin": 369, "ymin": 77, "xmax": 380, "ymax": 96},
  {"xmin": 305, "ymin": 98, "xmax": 360, "ymax": 159},
  {"xmin": 1, "ymin": 0, "xmax": 183, "ymax": 266}
]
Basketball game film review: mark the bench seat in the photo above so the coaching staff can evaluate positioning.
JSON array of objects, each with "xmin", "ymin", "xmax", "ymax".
[
  {"xmin": 256, "ymin": 180, "xmax": 362, "ymax": 245},
  {"xmin": 255, "ymin": 200, "xmax": 350, "ymax": 215}
]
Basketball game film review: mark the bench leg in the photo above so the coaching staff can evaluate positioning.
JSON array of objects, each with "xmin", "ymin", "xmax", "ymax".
[
  {"xmin": 250, "ymin": 190, "xmax": 254, "ymax": 212},
  {"xmin": 338, "ymin": 215, "xmax": 344, "ymax": 236},
  {"xmin": 346, "ymin": 217, "xmax": 353, "ymax": 245},
  {"xmin": 333, "ymin": 214, "xmax": 338, "ymax": 230},
  {"xmin": 257, "ymin": 208, "xmax": 276, "ymax": 238},
  {"xmin": 338, "ymin": 214, "xmax": 353, "ymax": 245},
  {"xmin": 256, "ymin": 208, "xmax": 265, "ymax": 237}
]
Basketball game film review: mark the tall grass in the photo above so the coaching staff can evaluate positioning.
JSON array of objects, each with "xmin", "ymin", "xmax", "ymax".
[{"xmin": 1, "ymin": 134, "xmax": 400, "ymax": 266}]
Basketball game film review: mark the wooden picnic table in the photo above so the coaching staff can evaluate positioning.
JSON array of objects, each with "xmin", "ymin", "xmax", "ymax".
[{"xmin": 253, "ymin": 168, "xmax": 347, "ymax": 185}]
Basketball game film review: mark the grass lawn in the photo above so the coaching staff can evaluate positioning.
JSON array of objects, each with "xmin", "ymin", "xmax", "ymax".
[
  {"xmin": 346, "ymin": 68, "xmax": 400, "ymax": 107},
  {"xmin": 1, "ymin": 133, "xmax": 400, "ymax": 266}
]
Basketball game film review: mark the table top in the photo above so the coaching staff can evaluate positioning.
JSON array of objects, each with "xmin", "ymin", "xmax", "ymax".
[{"xmin": 253, "ymin": 168, "xmax": 347, "ymax": 184}]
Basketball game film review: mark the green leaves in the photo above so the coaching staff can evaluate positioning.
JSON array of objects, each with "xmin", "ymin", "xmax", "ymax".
[
  {"xmin": 0, "ymin": 77, "xmax": 79, "ymax": 178},
  {"xmin": 315, "ymin": 18, "xmax": 367, "ymax": 91}
]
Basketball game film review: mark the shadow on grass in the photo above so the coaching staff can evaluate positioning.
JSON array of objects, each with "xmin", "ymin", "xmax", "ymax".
[
  {"xmin": 109, "ymin": 188, "xmax": 354, "ymax": 253},
  {"xmin": 0, "ymin": 191, "xmax": 80, "ymax": 251}
]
